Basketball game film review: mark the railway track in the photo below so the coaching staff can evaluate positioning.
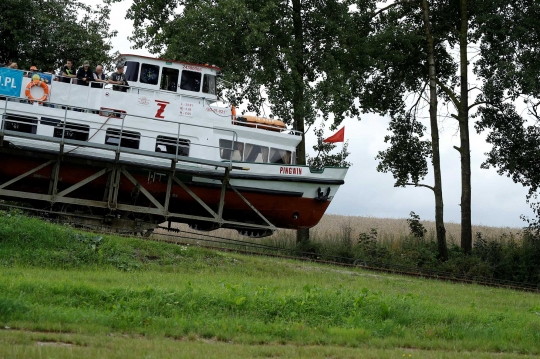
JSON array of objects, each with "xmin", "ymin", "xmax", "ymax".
[{"xmin": 151, "ymin": 225, "xmax": 540, "ymax": 294}]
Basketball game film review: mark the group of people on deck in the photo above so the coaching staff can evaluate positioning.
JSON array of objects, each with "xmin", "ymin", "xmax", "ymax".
[
  {"xmin": 3, "ymin": 60, "xmax": 129, "ymax": 92},
  {"xmin": 59, "ymin": 60, "xmax": 129, "ymax": 92}
]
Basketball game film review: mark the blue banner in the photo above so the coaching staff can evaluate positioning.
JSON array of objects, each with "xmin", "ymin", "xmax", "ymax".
[{"xmin": 0, "ymin": 68, "xmax": 24, "ymax": 97}]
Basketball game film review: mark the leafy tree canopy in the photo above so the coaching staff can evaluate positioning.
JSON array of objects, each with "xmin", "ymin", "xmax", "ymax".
[
  {"xmin": 124, "ymin": 0, "xmax": 367, "ymax": 130},
  {"xmin": 0, "ymin": 0, "xmax": 117, "ymax": 71},
  {"xmin": 475, "ymin": 0, "xmax": 540, "ymax": 231},
  {"xmin": 376, "ymin": 111, "xmax": 432, "ymax": 187}
]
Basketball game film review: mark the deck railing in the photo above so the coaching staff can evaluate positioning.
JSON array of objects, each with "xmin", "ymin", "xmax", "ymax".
[
  {"xmin": 19, "ymin": 70, "xmax": 303, "ymax": 137},
  {"xmin": 0, "ymin": 95, "xmax": 243, "ymax": 171}
]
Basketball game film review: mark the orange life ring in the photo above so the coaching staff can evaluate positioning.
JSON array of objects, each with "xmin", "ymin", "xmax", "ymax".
[{"xmin": 25, "ymin": 80, "xmax": 49, "ymax": 104}]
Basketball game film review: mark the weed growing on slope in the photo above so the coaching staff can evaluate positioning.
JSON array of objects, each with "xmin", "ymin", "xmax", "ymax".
[{"xmin": 0, "ymin": 210, "xmax": 234, "ymax": 271}]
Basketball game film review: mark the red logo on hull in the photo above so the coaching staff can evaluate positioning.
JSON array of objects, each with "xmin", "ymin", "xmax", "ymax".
[{"xmin": 155, "ymin": 100, "xmax": 170, "ymax": 118}]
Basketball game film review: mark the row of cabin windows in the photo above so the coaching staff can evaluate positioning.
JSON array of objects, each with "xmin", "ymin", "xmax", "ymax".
[
  {"xmin": 125, "ymin": 61, "xmax": 216, "ymax": 95},
  {"xmin": 103, "ymin": 130, "xmax": 190, "ymax": 156},
  {"xmin": 219, "ymin": 139, "xmax": 293, "ymax": 164},
  {"xmin": 4, "ymin": 116, "xmax": 290, "ymax": 164},
  {"xmin": 4, "ymin": 116, "xmax": 191, "ymax": 156}
]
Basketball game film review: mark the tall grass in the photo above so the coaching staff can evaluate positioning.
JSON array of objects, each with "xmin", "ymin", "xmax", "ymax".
[
  {"xmin": 155, "ymin": 214, "xmax": 539, "ymax": 286},
  {"xmin": 157, "ymin": 214, "xmax": 522, "ymax": 248}
]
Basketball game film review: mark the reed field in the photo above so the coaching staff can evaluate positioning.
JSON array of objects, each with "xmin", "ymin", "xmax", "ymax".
[
  {"xmin": 156, "ymin": 213, "xmax": 540, "ymax": 287},
  {"xmin": 1, "ymin": 211, "xmax": 539, "ymax": 358},
  {"xmin": 156, "ymin": 213, "xmax": 523, "ymax": 247}
]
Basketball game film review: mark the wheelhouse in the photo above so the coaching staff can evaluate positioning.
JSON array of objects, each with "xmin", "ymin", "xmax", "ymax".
[{"xmin": 119, "ymin": 55, "xmax": 220, "ymax": 102}]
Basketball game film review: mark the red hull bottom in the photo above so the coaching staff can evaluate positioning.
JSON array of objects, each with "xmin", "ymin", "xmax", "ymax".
[{"xmin": 0, "ymin": 153, "xmax": 330, "ymax": 230}]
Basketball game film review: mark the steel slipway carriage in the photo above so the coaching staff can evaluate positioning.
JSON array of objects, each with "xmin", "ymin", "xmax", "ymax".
[{"xmin": 0, "ymin": 55, "xmax": 348, "ymax": 237}]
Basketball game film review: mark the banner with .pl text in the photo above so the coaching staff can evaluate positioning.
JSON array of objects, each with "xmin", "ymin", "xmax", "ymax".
[{"xmin": 0, "ymin": 68, "xmax": 23, "ymax": 97}]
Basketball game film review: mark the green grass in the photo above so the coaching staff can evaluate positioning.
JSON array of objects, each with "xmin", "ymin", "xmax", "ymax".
[{"xmin": 0, "ymin": 210, "xmax": 539, "ymax": 358}]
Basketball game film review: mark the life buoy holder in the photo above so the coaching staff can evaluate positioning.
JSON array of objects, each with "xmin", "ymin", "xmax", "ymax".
[{"xmin": 25, "ymin": 80, "xmax": 49, "ymax": 104}]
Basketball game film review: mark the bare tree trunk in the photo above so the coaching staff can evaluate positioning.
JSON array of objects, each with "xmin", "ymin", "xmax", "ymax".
[
  {"xmin": 459, "ymin": 0, "xmax": 472, "ymax": 252},
  {"xmin": 421, "ymin": 0, "xmax": 448, "ymax": 261},
  {"xmin": 292, "ymin": 0, "xmax": 309, "ymax": 244}
]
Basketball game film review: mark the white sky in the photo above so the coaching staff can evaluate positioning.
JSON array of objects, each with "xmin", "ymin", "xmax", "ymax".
[{"xmin": 86, "ymin": 0, "xmax": 533, "ymax": 228}]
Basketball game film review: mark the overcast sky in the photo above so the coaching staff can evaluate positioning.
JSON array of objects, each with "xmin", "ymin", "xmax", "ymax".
[{"xmin": 90, "ymin": 0, "xmax": 533, "ymax": 228}]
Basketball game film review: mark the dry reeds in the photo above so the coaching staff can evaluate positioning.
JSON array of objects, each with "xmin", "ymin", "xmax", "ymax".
[{"xmin": 155, "ymin": 214, "xmax": 522, "ymax": 247}]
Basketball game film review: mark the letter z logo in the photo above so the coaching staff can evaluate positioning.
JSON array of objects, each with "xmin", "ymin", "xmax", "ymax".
[{"xmin": 154, "ymin": 100, "xmax": 170, "ymax": 118}]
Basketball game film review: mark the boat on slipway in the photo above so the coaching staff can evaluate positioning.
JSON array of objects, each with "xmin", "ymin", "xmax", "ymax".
[{"xmin": 0, "ymin": 54, "xmax": 348, "ymax": 236}]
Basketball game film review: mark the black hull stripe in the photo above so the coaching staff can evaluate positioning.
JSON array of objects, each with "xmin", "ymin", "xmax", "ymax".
[{"xmin": 228, "ymin": 173, "xmax": 345, "ymax": 185}]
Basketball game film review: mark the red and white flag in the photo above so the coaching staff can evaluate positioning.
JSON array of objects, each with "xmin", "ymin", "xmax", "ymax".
[{"xmin": 323, "ymin": 127, "xmax": 345, "ymax": 143}]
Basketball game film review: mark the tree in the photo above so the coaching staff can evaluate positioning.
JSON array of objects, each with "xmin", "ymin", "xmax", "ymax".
[
  {"xmin": 0, "ymin": 0, "xmax": 117, "ymax": 70},
  {"xmin": 125, "ymin": 0, "xmax": 366, "ymax": 243},
  {"xmin": 353, "ymin": 0, "xmax": 487, "ymax": 254},
  {"xmin": 474, "ymin": 0, "xmax": 540, "ymax": 235},
  {"xmin": 352, "ymin": 0, "xmax": 454, "ymax": 258}
]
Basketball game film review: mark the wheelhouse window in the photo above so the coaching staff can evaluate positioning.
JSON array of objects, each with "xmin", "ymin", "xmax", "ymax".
[
  {"xmin": 245, "ymin": 143, "xmax": 269, "ymax": 163},
  {"xmin": 156, "ymin": 136, "xmax": 190, "ymax": 156},
  {"xmin": 202, "ymin": 74, "xmax": 216, "ymax": 95},
  {"xmin": 180, "ymin": 70, "xmax": 201, "ymax": 92},
  {"xmin": 160, "ymin": 67, "xmax": 179, "ymax": 92},
  {"xmin": 140, "ymin": 63, "xmax": 160, "ymax": 85},
  {"xmin": 219, "ymin": 139, "xmax": 244, "ymax": 161},
  {"xmin": 269, "ymin": 148, "xmax": 292, "ymax": 164},
  {"xmin": 124, "ymin": 61, "xmax": 140, "ymax": 82},
  {"xmin": 105, "ymin": 129, "xmax": 140, "ymax": 149},
  {"xmin": 53, "ymin": 122, "xmax": 90, "ymax": 141}
]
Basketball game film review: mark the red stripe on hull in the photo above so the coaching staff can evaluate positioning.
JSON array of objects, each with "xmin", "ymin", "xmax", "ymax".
[{"xmin": 0, "ymin": 155, "xmax": 329, "ymax": 229}]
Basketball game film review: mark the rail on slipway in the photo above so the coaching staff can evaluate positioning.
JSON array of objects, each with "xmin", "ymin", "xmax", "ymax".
[{"xmin": 0, "ymin": 95, "xmax": 277, "ymax": 235}]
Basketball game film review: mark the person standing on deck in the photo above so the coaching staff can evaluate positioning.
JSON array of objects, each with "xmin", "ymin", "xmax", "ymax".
[
  {"xmin": 109, "ymin": 63, "xmax": 129, "ymax": 92},
  {"xmin": 92, "ymin": 65, "xmax": 107, "ymax": 88},
  {"xmin": 76, "ymin": 60, "xmax": 93, "ymax": 86},
  {"xmin": 61, "ymin": 60, "xmax": 76, "ymax": 84}
]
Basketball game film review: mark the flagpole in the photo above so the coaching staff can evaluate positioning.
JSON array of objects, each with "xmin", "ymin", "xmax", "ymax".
[{"xmin": 341, "ymin": 142, "xmax": 344, "ymax": 167}]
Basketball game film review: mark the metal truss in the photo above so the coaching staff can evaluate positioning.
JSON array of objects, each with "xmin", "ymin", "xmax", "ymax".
[{"xmin": 0, "ymin": 148, "xmax": 276, "ymax": 234}]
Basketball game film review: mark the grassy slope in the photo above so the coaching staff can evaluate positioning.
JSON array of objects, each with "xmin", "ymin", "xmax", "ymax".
[{"xmin": 0, "ymin": 211, "xmax": 539, "ymax": 358}]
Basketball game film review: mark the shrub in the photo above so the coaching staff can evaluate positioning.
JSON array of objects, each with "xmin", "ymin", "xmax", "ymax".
[{"xmin": 407, "ymin": 211, "xmax": 427, "ymax": 238}]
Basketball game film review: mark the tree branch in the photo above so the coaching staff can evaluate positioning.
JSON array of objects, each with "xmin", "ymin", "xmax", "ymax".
[
  {"xmin": 435, "ymin": 78, "xmax": 460, "ymax": 110},
  {"xmin": 468, "ymin": 101, "xmax": 488, "ymax": 111},
  {"xmin": 371, "ymin": 0, "xmax": 421, "ymax": 19},
  {"xmin": 408, "ymin": 81, "xmax": 428, "ymax": 115},
  {"xmin": 404, "ymin": 182, "xmax": 434, "ymax": 191}
]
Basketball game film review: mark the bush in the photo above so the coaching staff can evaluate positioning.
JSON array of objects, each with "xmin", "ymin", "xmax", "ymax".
[{"xmin": 292, "ymin": 222, "xmax": 540, "ymax": 286}]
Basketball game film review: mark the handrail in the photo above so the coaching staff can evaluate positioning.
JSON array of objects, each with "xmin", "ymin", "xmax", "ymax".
[
  {"xmin": 0, "ymin": 95, "xmax": 240, "ymax": 169},
  {"xmin": 14, "ymin": 76, "xmax": 301, "ymax": 138},
  {"xmin": 231, "ymin": 118, "xmax": 302, "ymax": 136},
  {"xmin": 55, "ymin": 76, "xmax": 214, "ymax": 102}
]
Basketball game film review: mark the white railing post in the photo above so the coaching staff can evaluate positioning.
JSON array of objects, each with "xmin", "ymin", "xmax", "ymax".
[
  {"xmin": 117, "ymin": 114, "xmax": 125, "ymax": 154},
  {"xmin": 0, "ymin": 98, "xmax": 8, "ymax": 144},
  {"xmin": 175, "ymin": 123, "xmax": 181, "ymax": 162},
  {"xmin": 61, "ymin": 107, "xmax": 68, "ymax": 141}
]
